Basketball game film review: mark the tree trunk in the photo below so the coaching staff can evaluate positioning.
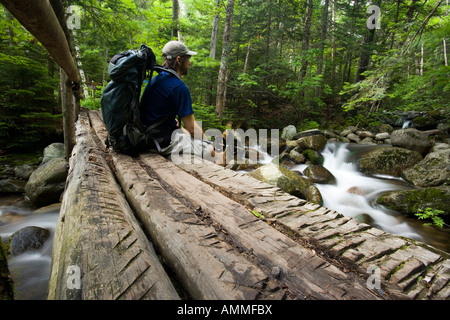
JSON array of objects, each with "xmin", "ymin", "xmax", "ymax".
[
  {"xmin": 205, "ymin": 0, "xmax": 221, "ymax": 106},
  {"xmin": 0, "ymin": 0, "xmax": 79, "ymax": 83},
  {"xmin": 209, "ymin": 0, "xmax": 221, "ymax": 59},
  {"xmin": 298, "ymin": 0, "xmax": 314, "ymax": 85},
  {"xmin": 215, "ymin": 0, "xmax": 235, "ymax": 119},
  {"xmin": 354, "ymin": 0, "xmax": 382, "ymax": 83},
  {"xmin": 172, "ymin": 0, "xmax": 181, "ymax": 40},
  {"xmin": 60, "ymin": 69, "xmax": 76, "ymax": 160},
  {"xmin": 243, "ymin": 40, "xmax": 251, "ymax": 74},
  {"xmin": 444, "ymin": 37, "xmax": 448, "ymax": 67},
  {"xmin": 315, "ymin": 0, "xmax": 330, "ymax": 98}
]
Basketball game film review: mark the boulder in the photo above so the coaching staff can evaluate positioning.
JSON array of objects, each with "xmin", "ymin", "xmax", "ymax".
[
  {"xmin": 296, "ymin": 134, "xmax": 327, "ymax": 151},
  {"xmin": 14, "ymin": 164, "xmax": 36, "ymax": 180},
  {"xmin": 289, "ymin": 149, "xmax": 306, "ymax": 164},
  {"xmin": 340, "ymin": 126, "xmax": 357, "ymax": 137},
  {"xmin": 292, "ymin": 129, "xmax": 324, "ymax": 140},
  {"xmin": 304, "ymin": 185, "xmax": 323, "ymax": 205},
  {"xmin": 357, "ymin": 131, "xmax": 375, "ymax": 139},
  {"xmin": 375, "ymin": 132, "xmax": 390, "ymax": 141},
  {"xmin": 0, "ymin": 179, "xmax": 26, "ymax": 193},
  {"xmin": 303, "ymin": 165, "xmax": 336, "ymax": 185},
  {"xmin": 360, "ymin": 137, "xmax": 376, "ymax": 145},
  {"xmin": 377, "ymin": 123, "xmax": 394, "ymax": 134},
  {"xmin": 401, "ymin": 149, "xmax": 450, "ymax": 187},
  {"xmin": 357, "ymin": 146, "xmax": 422, "ymax": 177},
  {"xmin": 41, "ymin": 142, "xmax": 65, "ymax": 164},
  {"xmin": 8, "ymin": 226, "xmax": 51, "ymax": 256},
  {"xmin": 302, "ymin": 149, "xmax": 324, "ymax": 165},
  {"xmin": 247, "ymin": 162, "xmax": 322, "ymax": 203},
  {"xmin": 390, "ymin": 128, "xmax": 432, "ymax": 155},
  {"xmin": 0, "ymin": 241, "xmax": 13, "ymax": 300},
  {"xmin": 24, "ymin": 157, "xmax": 68, "ymax": 207},
  {"xmin": 347, "ymin": 133, "xmax": 361, "ymax": 143},
  {"xmin": 376, "ymin": 185, "xmax": 449, "ymax": 220},
  {"xmin": 281, "ymin": 125, "xmax": 297, "ymax": 141}
]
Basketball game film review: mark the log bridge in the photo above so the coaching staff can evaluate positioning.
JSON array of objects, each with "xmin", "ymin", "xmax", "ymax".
[{"xmin": 47, "ymin": 110, "xmax": 450, "ymax": 300}]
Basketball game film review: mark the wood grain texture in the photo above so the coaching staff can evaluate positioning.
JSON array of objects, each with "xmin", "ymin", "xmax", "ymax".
[
  {"xmin": 174, "ymin": 155, "xmax": 450, "ymax": 300},
  {"xmin": 48, "ymin": 111, "xmax": 179, "ymax": 300}
]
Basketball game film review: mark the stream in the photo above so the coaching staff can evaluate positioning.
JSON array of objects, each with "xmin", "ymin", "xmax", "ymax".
[
  {"xmin": 0, "ymin": 194, "xmax": 59, "ymax": 300},
  {"xmin": 287, "ymin": 142, "xmax": 450, "ymax": 253}
]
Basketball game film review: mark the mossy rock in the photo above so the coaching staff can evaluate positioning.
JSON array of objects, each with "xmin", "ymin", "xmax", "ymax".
[
  {"xmin": 0, "ymin": 240, "xmax": 14, "ymax": 300},
  {"xmin": 247, "ymin": 162, "xmax": 320, "ymax": 202},
  {"xmin": 402, "ymin": 150, "xmax": 450, "ymax": 187},
  {"xmin": 357, "ymin": 146, "xmax": 422, "ymax": 177},
  {"xmin": 302, "ymin": 149, "xmax": 324, "ymax": 165},
  {"xmin": 376, "ymin": 185, "xmax": 450, "ymax": 222}
]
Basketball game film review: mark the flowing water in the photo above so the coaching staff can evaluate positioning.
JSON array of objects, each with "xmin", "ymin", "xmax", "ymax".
[
  {"xmin": 287, "ymin": 142, "xmax": 450, "ymax": 253},
  {"xmin": 0, "ymin": 194, "xmax": 59, "ymax": 300}
]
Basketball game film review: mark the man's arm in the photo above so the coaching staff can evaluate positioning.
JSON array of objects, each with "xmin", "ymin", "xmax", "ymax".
[{"xmin": 180, "ymin": 114, "xmax": 205, "ymax": 139}]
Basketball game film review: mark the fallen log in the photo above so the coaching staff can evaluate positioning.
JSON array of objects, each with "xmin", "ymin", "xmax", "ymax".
[
  {"xmin": 88, "ymin": 110, "xmax": 284, "ymax": 300},
  {"xmin": 47, "ymin": 111, "xmax": 180, "ymax": 300},
  {"xmin": 137, "ymin": 155, "xmax": 382, "ymax": 300},
  {"xmin": 175, "ymin": 155, "xmax": 450, "ymax": 300}
]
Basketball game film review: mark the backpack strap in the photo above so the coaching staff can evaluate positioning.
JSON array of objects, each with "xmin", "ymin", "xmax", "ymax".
[{"xmin": 153, "ymin": 65, "xmax": 181, "ymax": 80}]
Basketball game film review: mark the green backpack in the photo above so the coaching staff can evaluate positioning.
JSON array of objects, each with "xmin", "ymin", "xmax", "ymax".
[{"xmin": 101, "ymin": 45, "xmax": 171, "ymax": 155}]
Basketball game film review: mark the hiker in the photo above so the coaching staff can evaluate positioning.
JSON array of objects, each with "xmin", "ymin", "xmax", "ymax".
[{"xmin": 140, "ymin": 40, "xmax": 224, "ymax": 164}]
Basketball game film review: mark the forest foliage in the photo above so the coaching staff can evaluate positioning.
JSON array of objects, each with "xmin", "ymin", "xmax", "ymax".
[{"xmin": 0, "ymin": 0, "xmax": 449, "ymax": 151}]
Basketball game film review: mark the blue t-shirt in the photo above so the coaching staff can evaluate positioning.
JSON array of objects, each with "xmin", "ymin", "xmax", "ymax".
[{"xmin": 140, "ymin": 71, "xmax": 193, "ymax": 134}]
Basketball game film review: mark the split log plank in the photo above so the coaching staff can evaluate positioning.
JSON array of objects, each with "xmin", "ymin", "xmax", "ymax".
[
  {"xmin": 138, "ymin": 154, "xmax": 381, "ymax": 300},
  {"xmin": 48, "ymin": 111, "xmax": 180, "ymax": 300},
  {"xmin": 88, "ymin": 110, "xmax": 279, "ymax": 300},
  {"xmin": 174, "ymin": 155, "xmax": 450, "ymax": 300}
]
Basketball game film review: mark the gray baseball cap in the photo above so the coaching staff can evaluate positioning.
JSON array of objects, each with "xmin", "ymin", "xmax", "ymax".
[{"xmin": 162, "ymin": 41, "xmax": 197, "ymax": 60}]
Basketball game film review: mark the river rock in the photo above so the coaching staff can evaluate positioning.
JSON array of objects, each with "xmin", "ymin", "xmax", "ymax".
[
  {"xmin": 303, "ymin": 165, "xmax": 336, "ymax": 185},
  {"xmin": 0, "ymin": 240, "xmax": 13, "ymax": 300},
  {"xmin": 247, "ymin": 162, "xmax": 320, "ymax": 202},
  {"xmin": 304, "ymin": 185, "xmax": 323, "ymax": 205},
  {"xmin": 357, "ymin": 146, "xmax": 422, "ymax": 177},
  {"xmin": 302, "ymin": 149, "xmax": 324, "ymax": 165},
  {"xmin": 8, "ymin": 226, "xmax": 51, "ymax": 256},
  {"xmin": 340, "ymin": 126, "xmax": 357, "ymax": 137},
  {"xmin": 357, "ymin": 131, "xmax": 375, "ymax": 139},
  {"xmin": 347, "ymin": 133, "xmax": 360, "ymax": 143},
  {"xmin": 25, "ymin": 157, "xmax": 68, "ymax": 207},
  {"xmin": 375, "ymin": 132, "xmax": 390, "ymax": 141},
  {"xmin": 14, "ymin": 164, "xmax": 36, "ymax": 180},
  {"xmin": 292, "ymin": 129, "xmax": 324, "ymax": 140},
  {"xmin": 377, "ymin": 124, "xmax": 394, "ymax": 134},
  {"xmin": 289, "ymin": 149, "xmax": 306, "ymax": 164},
  {"xmin": 41, "ymin": 142, "xmax": 65, "ymax": 164},
  {"xmin": 390, "ymin": 128, "xmax": 432, "ymax": 155},
  {"xmin": 281, "ymin": 125, "xmax": 297, "ymax": 140},
  {"xmin": 0, "ymin": 179, "xmax": 26, "ymax": 193},
  {"xmin": 376, "ymin": 185, "xmax": 449, "ymax": 220},
  {"xmin": 296, "ymin": 134, "xmax": 327, "ymax": 151},
  {"xmin": 401, "ymin": 149, "xmax": 450, "ymax": 187}
]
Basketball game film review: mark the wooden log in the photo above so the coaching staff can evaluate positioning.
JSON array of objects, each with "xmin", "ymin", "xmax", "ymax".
[
  {"xmin": 137, "ymin": 154, "xmax": 382, "ymax": 300},
  {"xmin": 0, "ymin": 0, "xmax": 80, "ymax": 83},
  {"xmin": 88, "ymin": 110, "xmax": 282, "ymax": 300},
  {"xmin": 173, "ymin": 154, "xmax": 450, "ymax": 300},
  {"xmin": 47, "ymin": 111, "xmax": 179, "ymax": 300}
]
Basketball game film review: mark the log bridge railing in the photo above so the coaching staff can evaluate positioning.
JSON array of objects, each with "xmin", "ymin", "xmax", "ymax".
[{"xmin": 47, "ymin": 109, "xmax": 450, "ymax": 300}]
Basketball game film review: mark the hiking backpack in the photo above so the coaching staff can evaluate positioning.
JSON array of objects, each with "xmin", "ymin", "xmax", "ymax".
[{"xmin": 101, "ymin": 44, "xmax": 173, "ymax": 155}]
